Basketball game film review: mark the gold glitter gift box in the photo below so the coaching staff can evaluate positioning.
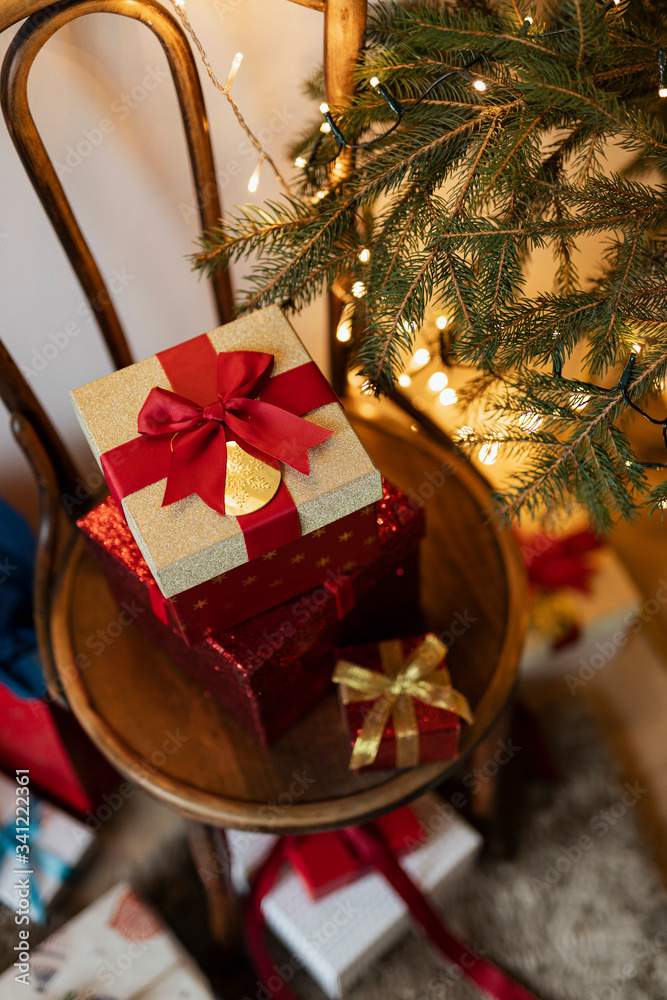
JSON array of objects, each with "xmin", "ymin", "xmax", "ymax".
[{"xmin": 70, "ymin": 305, "xmax": 383, "ymax": 643}]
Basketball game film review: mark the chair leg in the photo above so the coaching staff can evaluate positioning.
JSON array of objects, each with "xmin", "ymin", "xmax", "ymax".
[
  {"xmin": 186, "ymin": 821, "xmax": 240, "ymax": 952},
  {"xmin": 468, "ymin": 701, "xmax": 520, "ymax": 857}
]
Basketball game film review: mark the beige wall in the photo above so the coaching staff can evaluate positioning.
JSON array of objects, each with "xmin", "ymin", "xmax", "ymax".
[{"xmin": 0, "ymin": 0, "xmax": 328, "ymax": 526}]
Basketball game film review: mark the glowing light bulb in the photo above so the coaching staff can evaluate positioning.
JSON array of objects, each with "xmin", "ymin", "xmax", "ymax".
[
  {"xmin": 413, "ymin": 348, "xmax": 430, "ymax": 367},
  {"xmin": 660, "ymin": 87, "xmax": 667, "ymax": 98},
  {"xmin": 352, "ymin": 281, "xmax": 366, "ymax": 298},
  {"xmin": 320, "ymin": 122, "xmax": 332, "ymax": 134},
  {"xmin": 336, "ymin": 320, "xmax": 352, "ymax": 343},
  {"xmin": 661, "ymin": 499, "xmax": 667, "ymax": 509},
  {"xmin": 370, "ymin": 77, "xmax": 380, "ymax": 88},
  {"xmin": 524, "ymin": 15, "xmax": 533, "ymax": 24},
  {"xmin": 358, "ymin": 248, "xmax": 370, "ymax": 263},
  {"xmin": 398, "ymin": 373, "xmax": 412, "ymax": 387},
  {"xmin": 223, "ymin": 52, "xmax": 243, "ymax": 92},
  {"xmin": 435, "ymin": 315, "xmax": 448, "ymax": 330},
  {"xmin": 472, "ymin": 79, "xmax": 487, "ymax": 92},
  {"xmin": 319, "ymin": 102, "xmax": 329, "ymax": 114},
  {"xmin": 479, "ymin": 442, "xmax": 499, "ymax": 465},
  {"xmin": 569, "ymin": 393, "xmax": 590, "ymax": 412},
  {"xmin": 632, "ymin": 342, "xmax": 642, "ymax": 354},
  {"xmin": 439, "ymin": 388, "xmax": 458, "ymax": 406},
  {"xmin": 247, "ymin": 156, "xmax": 263, "ymax": 193},
  {"xmin": 428, "ymin": 372, "xmax": 449, "ymax": 392},
  {"xmin": 294, "ymin": 156, "xmax": 307, "ymax": 169},
  {"xmin": 518, "ymin": 411, "xmax": 543, "ymax": 432},
  {"xmin": 311, "ymin": 189, "xmax": 328, "ymax": 204}
]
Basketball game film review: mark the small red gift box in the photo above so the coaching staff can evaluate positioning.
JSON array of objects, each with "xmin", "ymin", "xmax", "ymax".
[
  {"xmin": 287, "ymin": 805, "xmax": 424, "ymax": 900},
  {"xmin": 79, "ymin": 482, "xmax": 425, "ymax": 745},
  {"xmin": 333, "ymin": 634, "xmax": 473, "ymax": 772}
]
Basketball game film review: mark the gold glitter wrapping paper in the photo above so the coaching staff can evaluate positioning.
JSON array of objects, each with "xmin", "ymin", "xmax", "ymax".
[{"xmin": 70, "ymin": 305, "xmax": 383, "ymax": 597}]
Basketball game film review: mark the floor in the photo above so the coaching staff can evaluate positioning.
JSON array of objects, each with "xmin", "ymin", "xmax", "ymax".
[{"xmin": 517, "ymin": 499, "xmax": 667, "ymax": 883}]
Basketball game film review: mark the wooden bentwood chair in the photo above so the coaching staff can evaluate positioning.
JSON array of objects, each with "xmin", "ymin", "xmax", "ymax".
[{"xmin": 0, "ymin": 0, "xmax": 528, "ymax": 950}]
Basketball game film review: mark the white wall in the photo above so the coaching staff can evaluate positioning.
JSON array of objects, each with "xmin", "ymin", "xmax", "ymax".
[{"xmin": 0, "ymin": 0, "xmax": 328, "ymax": 526}]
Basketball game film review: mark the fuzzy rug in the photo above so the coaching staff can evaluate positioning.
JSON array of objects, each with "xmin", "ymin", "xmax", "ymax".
[{"xmin": 2, "ymin": 695, "xmax": 667, "ymax": 1000}]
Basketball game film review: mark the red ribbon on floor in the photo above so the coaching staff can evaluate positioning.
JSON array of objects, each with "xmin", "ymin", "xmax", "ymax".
[
  {"xmin": 245, "ymin": 825, "xmax": 542, "ymax": 1000},
  {"xmin": 100, "ymin": 335, "xmax": 337, "ymax": 560}
]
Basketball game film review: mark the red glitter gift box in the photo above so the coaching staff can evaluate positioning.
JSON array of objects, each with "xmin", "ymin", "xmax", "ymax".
[
  {"xmin": 333, "ymin": 634, "xmax": 473, "ymax": 772},
  {"xmin": 78, "ymin": 498, "xmax": 379, "ymax": 646},
  {"xmin": 78, "ymin": 481, "xmax": 425, "ymax": 746}
]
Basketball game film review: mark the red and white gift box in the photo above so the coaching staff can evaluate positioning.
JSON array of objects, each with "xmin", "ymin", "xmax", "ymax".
[
  {"xmin": 228, "ymin": 796, "xmax": 482, "ymax": 999},
  {"xmin": 0, "ymin": 882, "xmax": 216, "ymax": 999}
]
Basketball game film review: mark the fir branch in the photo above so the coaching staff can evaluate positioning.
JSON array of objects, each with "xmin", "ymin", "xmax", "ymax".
[{"xmin": 191, "ymin": 0, "xmax": 667, "ymax": 528}]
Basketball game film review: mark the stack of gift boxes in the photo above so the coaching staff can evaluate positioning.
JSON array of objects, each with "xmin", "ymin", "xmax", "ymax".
[
  {"xmin": 71, "ymin": 305, "xmax": 472, "ymax": 760},
  {"xmin": 0, "ymin": 306, "xmax": 480, "ymax": 999}
]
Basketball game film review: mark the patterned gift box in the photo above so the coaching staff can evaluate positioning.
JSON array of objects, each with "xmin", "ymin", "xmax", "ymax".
[
  {"xmin": 85, "ymin": 480, "xmax": 424, "ymax": 745},
  {"xmin": 0, "ymin": 882, "xmax": 215, "ymax": 998},
  {"xmin": 0, "ymin": 772, "xmax": 95, "ymax": 922},
  {"xmin": 229, "ymin": 795, "xmax": 482, "ymax": 999},
  {"xmin": 70, "ymin": 305, "xmax": 382, "ymax": 643}
]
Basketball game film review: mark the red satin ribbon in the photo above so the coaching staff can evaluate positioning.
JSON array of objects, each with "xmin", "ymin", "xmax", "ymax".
[
  {"xmin": 138, "ymin": 351, "xmax": 331, "ymax": 516},
  {"xmin": 245, "ymin": 826, "xmax": 541, "ymax": 1000},
  {"xmin": 100, "ymin": 335, "xmax": 337, "ymax": 561}
]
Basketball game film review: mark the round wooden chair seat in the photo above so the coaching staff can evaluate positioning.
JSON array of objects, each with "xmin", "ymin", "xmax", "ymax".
[{"xmin": 51, "ymin": 401, "xmax": 527, "ymax": 833}]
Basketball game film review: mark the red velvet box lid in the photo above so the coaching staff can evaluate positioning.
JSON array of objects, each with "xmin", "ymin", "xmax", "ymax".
[{"xmin": 286, "ymin": 804, "xmax": 424, "ymax": 899}]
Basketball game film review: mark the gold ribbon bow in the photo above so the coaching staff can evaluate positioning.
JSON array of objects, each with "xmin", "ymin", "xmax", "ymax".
[{"xmin": 332, "ymin": 634, "xmax": 473, "ymax": 770}]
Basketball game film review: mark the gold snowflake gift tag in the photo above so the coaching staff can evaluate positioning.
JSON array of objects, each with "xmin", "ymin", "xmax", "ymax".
[{"xmin": 223, "ymin": 440, "xmax": 281, "ymax": 515}]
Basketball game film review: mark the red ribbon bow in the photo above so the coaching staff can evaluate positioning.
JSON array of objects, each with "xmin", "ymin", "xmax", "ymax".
[{"xmin": 137, "ymin": 351, "xmax": 332, "ymax": 516}]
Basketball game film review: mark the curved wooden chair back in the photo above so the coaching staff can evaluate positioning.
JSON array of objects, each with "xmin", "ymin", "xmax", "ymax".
[
  {"xmin": 0, "ymin": 0, "xmax": 235, "ymax": 697},
  {"xmin": 0, "ymin": 0, "xmax": 368, "ymax": 700}
]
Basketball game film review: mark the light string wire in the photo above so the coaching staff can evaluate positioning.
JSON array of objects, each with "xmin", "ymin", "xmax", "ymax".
[
  {"xmin": 313, "ymin": 0, "xmax": 667, "ymax": 470},
  {"xmin": 167, "ymin": 0, "xmax": 292, "ymax": 194},
  {"xmin": 550, "ymin": 346, "xmax": 667, "ymax": 471},
  {"xmin": 167, "ymin": 0, "xmax": 667, "ymax": 467},
  {"xmin": 300, "ymin": 0, "xmax": 664, "ymax": 172}
]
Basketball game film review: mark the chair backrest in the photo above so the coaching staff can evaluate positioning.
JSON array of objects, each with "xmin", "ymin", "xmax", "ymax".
[
  {"xmin": 0, "ymin": 0, "xmax": 233, "ymax": 496},
  {"xmin": 0, "ymin": 0, "xmax": 235, "ymax": 695},
  {"xmin": 0, "ymin": 0, "xmax": 367, "ymax": 697}
]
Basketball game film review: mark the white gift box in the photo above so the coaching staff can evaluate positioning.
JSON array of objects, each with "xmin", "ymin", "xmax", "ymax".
[
  {"xmin": 227, "ymin": 827, "xmax": 279, "ymax": 895},
  {"xmin": 229, "ymin": 797, "xmax": 482, "ymax": 999},
  {"xmin": 0, "ymin": 882, "xmax": 215, "ymax": 999},
  {"xmin": 0, "ymin": 772, "xmax": 94, "ymax": 921},
  {"xmin": 520, "ymin": 546, "xmax": 642, "ymax": 678}
]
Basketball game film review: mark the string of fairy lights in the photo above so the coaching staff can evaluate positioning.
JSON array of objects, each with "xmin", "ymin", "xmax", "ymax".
[
  {"xmin": 296, "ymin": 0, "xmax": 667, "ymax": 175},
  {"xmin": 168, "ymin": 0, "xmax": 667, "ymax": 473}
]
